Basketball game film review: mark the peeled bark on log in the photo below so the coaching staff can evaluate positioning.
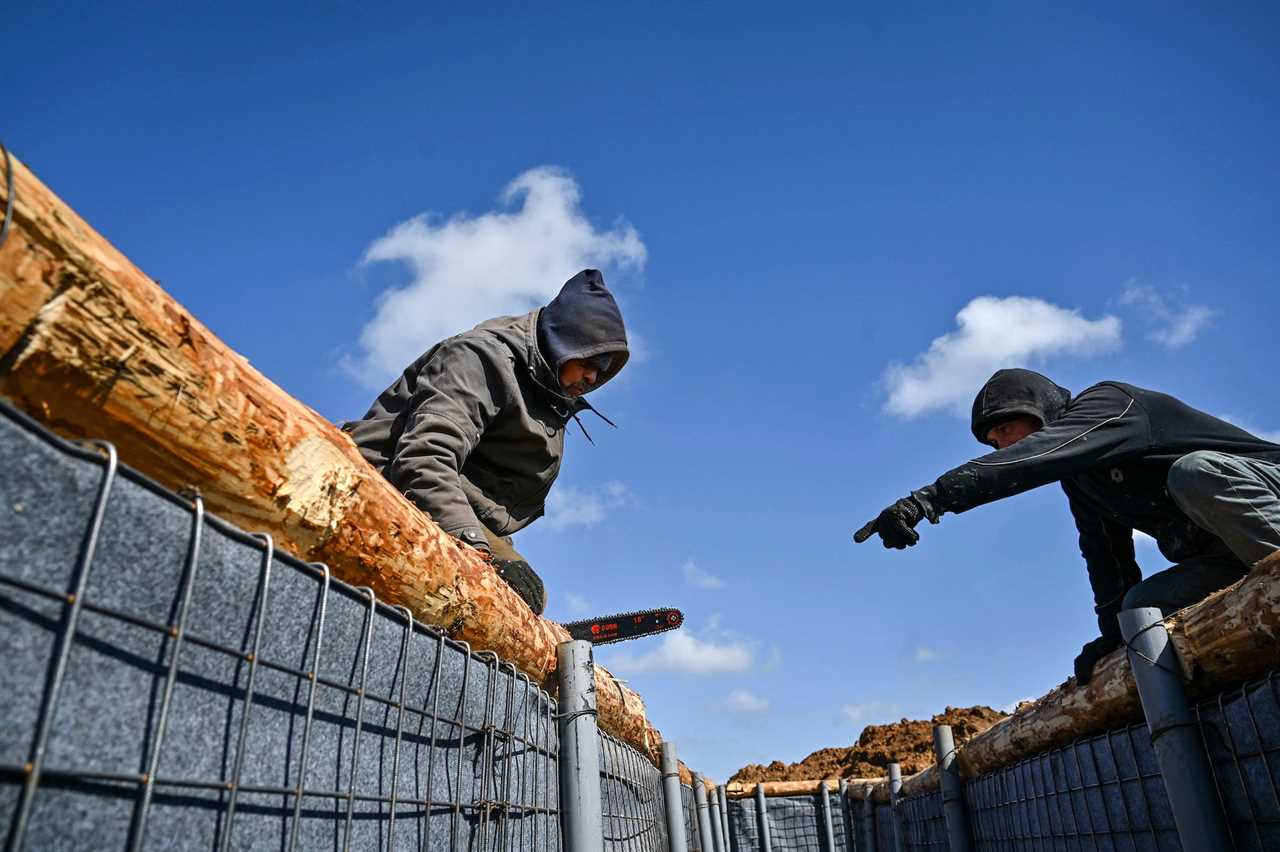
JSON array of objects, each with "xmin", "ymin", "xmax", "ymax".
[
  {"xmin": 726, "ymin": 778, "xmax": 885, "ymax": 799},
  {"xmin": 0, "ymin": 151, "xmax": 661, "ymax": 761}
]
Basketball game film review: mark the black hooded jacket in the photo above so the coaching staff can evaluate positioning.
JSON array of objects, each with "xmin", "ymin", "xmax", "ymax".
[
  {"xmin": 343, "ymin": 270, "xmax": 628, "ymax": 549},
  {"xmin": 929, "ymin": 369, "xmax": 1280, "ymax": 633}
]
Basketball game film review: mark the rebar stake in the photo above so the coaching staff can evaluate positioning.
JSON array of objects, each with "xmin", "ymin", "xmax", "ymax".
[
  {"xmin": 755, "ymin": 782, "xmax": 772, "ymax": 852},
  {"xmin": 660, "ymin": 743, "xmax": 690, "ymax": 852},
  {"xmin": 861, "ymin": 783, "xmax": 877, "ymax": 852},
  {"xmin": 1119, "ymin": 607, "xmax": 1231, "ymax": 852},
  {"xmin": 932, "ymin": 725, "xmax": 974, "ymax": 852},
  {"xmin": 556, "ymin": 641, "xmax": 604, "ymax": 852}
]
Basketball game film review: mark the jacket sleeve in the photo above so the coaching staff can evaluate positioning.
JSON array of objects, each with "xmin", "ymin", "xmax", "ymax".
[
  {"xmin": 383, "ymin": 341, "xmax": 506, "ymax": 544},
  {"xmin": 1063, "ymin": 482, "xmax": 1142, "ymax": 641},
  {"xmin": 930, "ymin": 384, "xmax": 1146, "ymax": 515}
]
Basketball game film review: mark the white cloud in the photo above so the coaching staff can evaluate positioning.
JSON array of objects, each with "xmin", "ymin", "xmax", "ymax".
[
  {"xmin": 605, "ymin": 628, "xmax": 754, "ymax": 676},
  {"xmin": 565, "ymin": 593, "xmax": 592, "ymax": 616},
  {"xmin": 840, "ymin": 701, "xmax": 902, "ymax": 727},
  {"xmin": 913, "ymin": 645, "xmax": 942, "ymax": 662},
  {"xmin": 884, "ymin": 296, "xmax": 1122, "ymax": 418},
  {"xmin": 344, "ymin": 167, "xmax": 646, "ymax": 387},
  {"xmin": 682, "ymin": 559, "xmax": 725, "ymax": 590},
  {"xmin": 544, "ymin": 481, "xmax": 634, "ymax": 530},
  {"xmin": 1218, "ymin": 414, "xmax": 1280, "ymax": 445},
  {"xmin": 721, "ymin": 688, "xmax": 771, "ymax": 714},
  {"xmin": 1119, "ymin": 282, "xmax": 1215, "ymax": 349}
]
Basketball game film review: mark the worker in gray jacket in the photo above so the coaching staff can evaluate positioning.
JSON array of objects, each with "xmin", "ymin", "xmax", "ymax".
[
  {"xmin": 344, "ymin": 269, "xmax": 629, "ymax": 615},
  {"xmin": 855, "ymin": 368, "xmax": 1280, "ymax": 684}
]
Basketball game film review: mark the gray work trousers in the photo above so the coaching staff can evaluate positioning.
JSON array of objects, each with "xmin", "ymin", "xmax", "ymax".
[{"xmin": 1122, "ymin": 450, "xmax": 1280, "ymax": 615}]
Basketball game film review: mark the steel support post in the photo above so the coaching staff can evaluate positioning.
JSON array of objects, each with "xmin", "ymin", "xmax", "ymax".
[
  {"xmin": 838, "ymin": 780, "xmax": 856, "ymax": 852},
  {"xmin": 693, "ymin": 775, "xmax": 716, "ymax": 852},
  {"xmin": 708, "ymin": 784, "xmax": 727, "ymax": 852},
  {"xmin": 1119, "ymin": 607, "xmax": 1231, "ymax": 852},
  {"xmin": 932, "ymin": 725, "xmax": 974, "ymax": 852},
  {"xmin": 888, "ymin": 763, "xmax": 906, "ymax": 852},
  {"xmin": 661, "ymin": 742, "xmax": 690, "ymax": 852},
  {"xmin": 718, "ymin": 785, "xmax": 731, "ymax": 848},
  {"xmin": 755, "ymin": 783, "xmax": 772, "ymax": 852},
  {"xmin": 556, "ymin": 640, "xmax": 604, "ymax": 852},
  {"xmin": 819, "ymin": 783, "xmax": 837, "ymax": 852},
  {"xmin": 861, "ymin": 784, "xmax": 877, "ymax": 852}
]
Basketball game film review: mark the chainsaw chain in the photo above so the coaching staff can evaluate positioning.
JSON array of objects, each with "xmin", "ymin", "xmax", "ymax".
[{"xmin": 561, "ymin": 607, "xmax": 684, "ymax": 646}]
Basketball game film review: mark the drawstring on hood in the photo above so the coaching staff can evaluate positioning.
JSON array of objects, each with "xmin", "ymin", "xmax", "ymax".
[{"xmin": 971, "ymin": 368, "xmax": 1073, "ymax": 447}]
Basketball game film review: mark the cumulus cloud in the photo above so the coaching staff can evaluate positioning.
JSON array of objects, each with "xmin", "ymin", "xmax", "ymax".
[
  {"xmin": 605, "ymin": 628, "xmax": 754, "ymax": 676},
  {"xmin": 1119, "ymin": 282, "xmax": 1215, "ymax": 349},
  {"xmin": 682, "ymin": 559, "xmax": 725, "ymax": 590},
  {"xmin": 913, "ymin": 645, "xmax": 942, "ymax": 663},
  {"xmin": 545, "ymin": 481, "xmax": 634, "ymax": 530},
  {"xmin": 1218, "ymin": 414, "xmax": 1280, "ymax": 445},
  {"xmin": 720, "ymin": 689, "xmax": 771, "ymax": 714},
  {"xmin": 344, "ymin": 167, "xmax": 646, "ymax": 387},
  {"xmin": 840, "ymin": 701, "xmax": 902, "ymax": 727},
  {"xmin": 884, "ymin": 296, "xmax": 1122, "ymax": 418}
]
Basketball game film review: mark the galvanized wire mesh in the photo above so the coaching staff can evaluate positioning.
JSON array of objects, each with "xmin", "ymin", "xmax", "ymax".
[
  {"xmin": 682, "ymin": 784, "xmax": 707, "ymax": 852},
  {"xmin": 896, "ymin": 790, "xmax": 946, "ymax": 849},
  {"xmin": 726, "ymin": 793, "xmax": 849, "ymax": 851},
  {"xmin": 0, "ymin": 400, "xmax": 561, "ymax": 851},
  {"xmin": 599, "ymin": 729, "xmax": 668, "ymax": 851},
  {"xmin": 1197, "ymin": 671, "xmax": 1280, "ymax": 851}
]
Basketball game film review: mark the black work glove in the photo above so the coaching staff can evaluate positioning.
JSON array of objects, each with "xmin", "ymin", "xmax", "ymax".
[
  {"xmin": 1073, "ymin": 635, "xmax": 1123, "ymax": 685},
  {"xmin": 853, "ymin": 488, "xmax": 941, "ymax": 549},
  {"xmin": 493, "ymin": 558, "xmax": 547, "ymax": 616}
]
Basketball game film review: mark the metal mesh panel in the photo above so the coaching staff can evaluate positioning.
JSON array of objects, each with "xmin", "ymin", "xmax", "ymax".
[
  {"xmin": 874, "ymin": 802, "xmax": 896, "ymax": 851},
  {"xmin": 682, "ymin": 784, "xmax": 706, "ymax": 852},
  {"xmin": 727, "ymin": 796, "xmax": 760, "ymax": 851},
  {"xmin": 598, "ymin": 730, "xmax": 668, "ymax": 851},
  {"xmin": 965, "ymin": 723, "xmax": 1179, "ymax": 851},
  {"xmin": 0, "ymin": 400, "xmax": 561, "ymax": 851},
  {"xmin": 897, "ymin": 790, "xmax": 946, "ymax": 849},
  {"xmin": 1197, "ymin": 671, "xmax": 1280, "ymax": 850}
]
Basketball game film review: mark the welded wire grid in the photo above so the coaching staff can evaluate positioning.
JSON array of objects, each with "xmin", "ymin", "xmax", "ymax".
[
  {"xmin": 896, "ymin": 790, "xmax": 946, "ymax": 849},
  {"xmin": 727, "ymin": 796, "xmax": 761, "ymax": 850},
  {"xmin": 0, "ymin": 400, "xmax": 561, "ymax": 850},
  {"xmin": 737, "ymin": 793, "xmax": 846, "ymax": 851},
  {"xmin": 964, "ymin": 721, "xmax": 1180, "ymax": 851},
  {"xmin": 1196, "ymin": 670, "xmax": 1280, "ymax": 851},
  {"xmin": 681, "ymin": 784, "xmax": 706, "ymax": 852},
  {"xmin": 598, "ymin": 729, "xmax": 669, "ymax": 851}
]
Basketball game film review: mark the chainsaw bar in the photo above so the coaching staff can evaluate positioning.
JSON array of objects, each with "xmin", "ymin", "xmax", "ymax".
[{"xmin": 562, "ymin": 608, "xmax": 684, "ymax": 646}]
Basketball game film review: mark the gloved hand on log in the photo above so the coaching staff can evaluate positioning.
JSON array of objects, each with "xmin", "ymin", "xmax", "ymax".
[
  {"xmin": 853, "ymin": 487, "xmax": 942, "ymax": 549},
  {"xmin": 1073, "ymin": 635, "xmax": 1123, "ymax": 685}
]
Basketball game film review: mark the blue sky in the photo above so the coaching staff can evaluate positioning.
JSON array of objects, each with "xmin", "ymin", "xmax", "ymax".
[{"xmin": 10, "ymin": 3, "xmax": 1280, "ymax": 781}]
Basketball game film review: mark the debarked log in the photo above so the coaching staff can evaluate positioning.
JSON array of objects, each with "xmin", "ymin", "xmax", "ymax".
[{"xmin": 0, "ymin": 151, "xmax": 661, "ymax": 761}]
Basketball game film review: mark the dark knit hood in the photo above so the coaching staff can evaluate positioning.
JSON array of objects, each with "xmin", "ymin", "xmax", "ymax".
[
  {"xmin": 535, "ymin": 269, "xmax": 629, "ymax": 392},
  {"xmin": 971, "ymin": 368, "xmax": 1073, "ymax": 447}
]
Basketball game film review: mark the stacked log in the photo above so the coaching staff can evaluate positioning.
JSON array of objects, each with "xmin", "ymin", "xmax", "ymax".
[{"xmin": 0, "ymin": 151, "xmax": 661, "ymax": 760}]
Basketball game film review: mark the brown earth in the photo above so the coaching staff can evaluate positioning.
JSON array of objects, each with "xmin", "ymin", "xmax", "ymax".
[{"xmin": 728, "ymin": 705, "xmax": 1008, "ymax": 784}]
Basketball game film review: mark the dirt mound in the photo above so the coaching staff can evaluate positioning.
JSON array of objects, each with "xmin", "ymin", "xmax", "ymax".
[{"xmin": 728, "ymin": 706, "xmax": 1007, "ymax": 784}]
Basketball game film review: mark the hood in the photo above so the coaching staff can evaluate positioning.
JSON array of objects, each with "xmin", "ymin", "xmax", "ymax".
[
  {"xmin": 535, "ymin": 269, "xmax": 629, "ymax": 392},
  {"xmin": 971, "ymin": 368, "xmax": 1073, "ymax": 447}
]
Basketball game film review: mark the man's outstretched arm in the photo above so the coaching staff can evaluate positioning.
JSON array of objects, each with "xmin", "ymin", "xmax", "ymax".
[{"xmin": 855, "ymin": 383, "xmax": 1146, "ymax": 548}]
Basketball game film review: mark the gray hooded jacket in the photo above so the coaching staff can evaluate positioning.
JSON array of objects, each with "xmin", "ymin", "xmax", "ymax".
[{"xmin": 343, "ymin": 270, "xmax": 628, "ymax": 549}]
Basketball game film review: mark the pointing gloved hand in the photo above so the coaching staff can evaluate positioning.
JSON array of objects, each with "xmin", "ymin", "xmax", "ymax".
[
  {"xmin": 1073, "ymin": 634, "xmax": 1123, "ymax": 685},
  {"xmin": 853, "ymin": 487, "xmax": 942, "ymax": 549}
]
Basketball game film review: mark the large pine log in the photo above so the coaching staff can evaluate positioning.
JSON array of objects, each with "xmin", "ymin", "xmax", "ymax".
[{"xmin": 0, "ymin": 151, "xmax": 660, "ymax": 760}]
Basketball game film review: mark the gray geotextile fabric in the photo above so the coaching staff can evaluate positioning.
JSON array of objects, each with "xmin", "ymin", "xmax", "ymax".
[
  {"xmin": 0, "ymin": 401, "xmax": 561, "ymax": 851},
  {"xmin": 728, "ymin": 794, "xmax": 851, "ymax": 851},
  {"xmin": 598, "ymin": 732, "xmax": 667, "ymax": 851}
]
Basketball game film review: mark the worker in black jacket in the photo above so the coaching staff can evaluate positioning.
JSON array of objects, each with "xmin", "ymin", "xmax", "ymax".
[{"xmin": 854, "ymin": 368, "xmax": 1280, "ymax": 684}]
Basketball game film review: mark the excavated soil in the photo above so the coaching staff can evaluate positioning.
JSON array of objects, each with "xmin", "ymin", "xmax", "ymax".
[{"xmin": 728, "ymin": 706, "xmax": 1008, "ymax": 783}]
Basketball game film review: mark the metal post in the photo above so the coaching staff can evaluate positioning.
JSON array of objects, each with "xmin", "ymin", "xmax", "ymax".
[
  {"xmin": 933, "ymin": 725, "xmax": 974, "ymax": 852},
  {"xmin": 755, "ymin": 783, "xmax": 772, "ymax": 852},
  {"xmin": 1119, "ymin": 607, "xmax": 1231, "ymax": 852},
  {"xmin": 838, "ymin": 780, "xmax": 856, "ymax": 852},
  {"xmin": 861, "ymin": 783, "xmax": 877, "ymax": 852},
  {"xmin": 693, "ymin": 775, "xmax": 716, "ymax": 852},
  {"xmin": 888, "ymin": 763, "xmax": 905, "ymax": 852},
  {"xmin": 556, "ymin": 640, "xmax": 604, "ymax": 852},
  {"xmin": 718, "ymin": 785, "xmax": 731, "ymax": 849},
  {"xmin": 819, "ymin": 783, "xmax": 837, "ymax": 852},
  {"xmin": 707, "ymin": 783, "xmax": 727, "ymax": 852},
  {"xmin": 661, "ymin": 742, "xmax": 690, "ymax": 852}
]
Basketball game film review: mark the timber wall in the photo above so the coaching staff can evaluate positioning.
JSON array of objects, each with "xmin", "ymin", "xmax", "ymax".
[{"xmin": 4, "ymin": 395, "xmax": 1280, "ymax": 851}]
